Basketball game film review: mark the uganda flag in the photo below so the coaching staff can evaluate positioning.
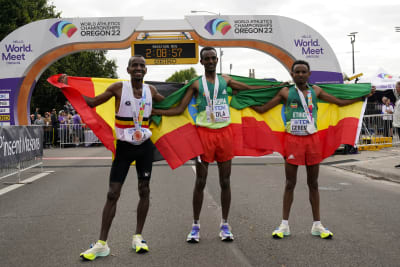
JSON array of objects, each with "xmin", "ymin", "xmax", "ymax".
[{"xmin": 48, "ymin": 74, "xmax": 371, "ymax": 169}]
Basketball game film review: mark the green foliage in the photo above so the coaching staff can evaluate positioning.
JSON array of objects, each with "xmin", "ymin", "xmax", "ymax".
[
  {"xmin": 0, "ymin": 0, "xmax": 60, "ymax": 41},
  {"xmin": 0, "ymin": 0, "xmax": 118, "ymax": 114},
  {"xmin": 33, "ymin": 51, "xmax": 117, "ymax": 113},
  {"xmin": 166, "ymin": 67, "xmax": 198, "ymax": 83}
]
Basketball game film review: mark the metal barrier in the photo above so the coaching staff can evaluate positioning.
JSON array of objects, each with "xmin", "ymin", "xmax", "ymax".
[
  {"xmin": 0, "ymin": 126, "xmax": 43, "ymax": 183},
  {"xmin": 357, "ymin": 114, "xmax": 400, "ymax": 150},
  {"xmin": 58, "ymin": 124, "xmax": 102, "ymax": 148}
]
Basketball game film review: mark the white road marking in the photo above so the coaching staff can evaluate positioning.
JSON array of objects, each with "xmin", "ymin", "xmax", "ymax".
[{"xmin": 0, "ymin": 171, "xmax": 54, "ymax": 196}]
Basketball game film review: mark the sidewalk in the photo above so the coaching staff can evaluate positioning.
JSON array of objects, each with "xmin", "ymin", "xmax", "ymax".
[{"xmin": 322, "ymin": 146, "xmax": 400, "ymax": 184}]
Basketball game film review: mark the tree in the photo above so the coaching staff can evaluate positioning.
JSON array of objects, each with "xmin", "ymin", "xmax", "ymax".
[
  {"xmin": 0, "ymin": 0, "xmax": 118, "ymax": 114},
  {"xmin": 32, "ymin": 51, "xmax": 117, "ymax": 113},
  {"xmin": 0, "ymin": 0, "xmax": 60, "ymax": 41},
  {"xmin": 166, "ymin": 67, "xmax": 198, "ymax": 83}
]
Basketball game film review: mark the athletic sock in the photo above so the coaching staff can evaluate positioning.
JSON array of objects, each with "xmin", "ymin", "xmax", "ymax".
[
  {"xmin": 98, "ymin": 240, "xmax": 107, "ymax": 245},
  {"xmin": 281, "ymin": 220, "xmax": 289, "ymax": 226},
  {"xmin": 313, "ymin": 221, "xmax": 321, "ymax": 226}
]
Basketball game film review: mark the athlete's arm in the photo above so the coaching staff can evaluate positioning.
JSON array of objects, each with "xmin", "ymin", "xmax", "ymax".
[
  {"xmin": 152, "ymin": 81, "xmax": 198, "ymax": 116},
  {"xmin": 149, "ymin": 84, "xmax": 165, "ymax": 103},
  {"xmin": 57, "ymin": 73, "xmax": 118, "ymax": 108},
  {"xmin": 251, "ymin": 87, "xmax": 288, "ymax": 113}
]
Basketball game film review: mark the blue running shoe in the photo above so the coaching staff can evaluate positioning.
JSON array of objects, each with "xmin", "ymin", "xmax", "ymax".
[
  {"xmin": 219, "ymin": 223, "xmax": 234, "ymax": 241},
  {"xmin": 186, "ymin": 223, "xmax": 200, "ymax": 243}
]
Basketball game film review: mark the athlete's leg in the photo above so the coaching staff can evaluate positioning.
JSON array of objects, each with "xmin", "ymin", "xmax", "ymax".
[
  {"xmin": 99, "ymin": 182, "xmax": 123, "ymax": 241},
  {"xmin": 283, "ymin": 161, "xmax": 298, "ymax": 220},
  {"xmin": 135, "ymin": 140, "xmax": 153, "ymax": 234},
  {"xmin": 217, "ymin": 160, "xmax": 232, "ymax": 221},
  {"xmin": 193, "ymin": 160, "xmax": 209, "ymax": 221},
  {"xmin": 136, "ymin": 180, "xmax": 150, "ymax": 234},
  {"xmin": 306, "ymin": 163, "xmax": 320, "ymax": 221}
]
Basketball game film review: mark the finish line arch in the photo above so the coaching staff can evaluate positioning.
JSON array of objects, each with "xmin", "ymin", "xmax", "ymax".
[{"xmin": 0, "ymin": 15, "xmax": 343, "ymax": 125}]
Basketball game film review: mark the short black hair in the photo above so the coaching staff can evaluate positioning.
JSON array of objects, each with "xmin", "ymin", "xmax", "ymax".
[
  {"xmin": 291, "ymin": 60, "xmax": 310, "ymax": 71},
  {"xmin": 128, "ymin": 55, "xmax": 145, "ymax": 66},
  {"xmin": 200, "ymin": 46, "xmax": 217, "ymax": 59}
]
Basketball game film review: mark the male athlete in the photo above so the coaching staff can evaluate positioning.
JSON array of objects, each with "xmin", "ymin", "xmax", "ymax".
[
  {"xmin": 153, "ymin": 46, "xmax": 268, "ymax": 242},
  {"xmin": 252, "ymin": 60, "xmax": 374, "ymax": 239},
  {"xmin": 60, "ymin": 55, "xmax": 164, "ymax": 259}
]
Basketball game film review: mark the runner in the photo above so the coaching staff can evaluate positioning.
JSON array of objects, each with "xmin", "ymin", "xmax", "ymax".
[
  {"xmin": 152, "ymin": 46, "xmax": 269, "ymax": 243},
  {"xmin": 251, "ymin": 60, "xmax": 374, "ymax": 239},
  {"xmin": 59, "ymin": 55, "xmax": 164, "ymax": 259}
]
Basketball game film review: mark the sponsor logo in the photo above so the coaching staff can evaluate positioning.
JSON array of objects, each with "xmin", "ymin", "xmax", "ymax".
[
  {"xmin": 49, "ymin": 21, "xmax": 77, "ymax": 38},
  {"xmin": 204, "ymin": 19, "xmax": 231, "ymax": 35},
  {"xmin": 377, "ymin": 73, "xmax": 393, "ymax": 79},
  {"xmin": 288, "ymin": 154, "xmax": 295, "ymax": 159},
  {"xmin": 294, "ymin": 35, "xmax": 324, "ymax": 58},
  {"xmin": 222, "ymin": 89, "xmax": 227, "ymax": 95},
  {"xmin": 0, "ymin": 100, "xmax": 9, "ymax": 106},
  {"xmin": 2, "ymin": 41, "xmax": 33, "ymax": 64}
]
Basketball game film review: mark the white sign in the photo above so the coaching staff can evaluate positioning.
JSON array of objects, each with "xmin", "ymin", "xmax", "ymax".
[
  {"xmin": 0, "ymin": 93, "xmax": 9, "ymax": 99},
  {"xmin": 0, "ymin": 108, "xmax": 10, "ymax": 113},
  {"xmin": 0, "ymin": 100, "xmax": 10, "ymax": 106}
]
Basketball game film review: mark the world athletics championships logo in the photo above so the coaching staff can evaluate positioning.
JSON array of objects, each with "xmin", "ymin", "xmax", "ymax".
[
  {"xmin": 49, "ymin": 21, "xmax": 77, "ymax": 38},
  {"xmin": 204, "ymin": 19, "xmax": 231, "ymax": 35},
  {"xmin": 377, "ymin": 73, "xmax": 393, "ymax": 79}
]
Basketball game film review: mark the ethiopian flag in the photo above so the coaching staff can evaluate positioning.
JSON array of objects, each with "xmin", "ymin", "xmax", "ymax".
[{"xmin": 48, "ymin": 74, "xmax": 370, "ymax": 169}]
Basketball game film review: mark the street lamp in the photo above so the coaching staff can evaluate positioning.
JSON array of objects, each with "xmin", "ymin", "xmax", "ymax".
[
  {"xmin": 347, "ymin": 32, "xmax": 358, "ymax": 76},
  {"xmin": 191, "ymin": 10, "xmax": 224, "ymax": 74}
]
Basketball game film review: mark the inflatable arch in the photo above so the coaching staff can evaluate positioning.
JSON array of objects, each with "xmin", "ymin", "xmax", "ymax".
[{"xmin": 0, "ymin": 15, "xmax": 343, "ymax": 125}]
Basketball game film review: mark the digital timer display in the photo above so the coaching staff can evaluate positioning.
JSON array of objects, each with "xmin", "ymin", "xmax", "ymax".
[{"xmin": 131, "ymin": 40, "xmax": 198, "ymax": 65}]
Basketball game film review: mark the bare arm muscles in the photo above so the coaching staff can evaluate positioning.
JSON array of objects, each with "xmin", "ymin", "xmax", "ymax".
[
  {"xmin": 152, "ymin": 81, "xmax": 198, "ymax": 116},
  {"xmin": 223, "ymin": 74, "xmax": 271, "ymax": 90},
  {"xmin": 251, "ymin": 87, "xmax": 288, "ymax": 113},
  {"xmin": 149, "ymin": 85, "xmax": 165, "ymax": 103},
  {"xmin": 84, "ymin": 82, "xmax": 120, "ymax": 108}
]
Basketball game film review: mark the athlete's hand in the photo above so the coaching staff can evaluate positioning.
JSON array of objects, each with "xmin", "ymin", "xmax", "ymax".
[
  {"xmin": 58, "ymin": 74, "xmax": 68, "ymax": 84},
  {"xmin": 251, "ymin": 105, "xmax": 265, "ymax": 113}
]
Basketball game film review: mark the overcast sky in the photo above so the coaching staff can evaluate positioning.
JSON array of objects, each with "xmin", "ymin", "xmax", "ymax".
[{"xmin": 51, "ymin": 0, "xmax": 400, "ymax": 82}]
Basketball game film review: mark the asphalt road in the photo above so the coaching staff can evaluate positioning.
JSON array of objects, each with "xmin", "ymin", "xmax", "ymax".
[{"xmin": 0, "ymin": 147, "xmax": 399, "ymax": 267}]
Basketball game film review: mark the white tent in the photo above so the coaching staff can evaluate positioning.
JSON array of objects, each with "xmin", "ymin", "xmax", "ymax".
[{"xmin": 359, "ymin": 68, "xmax": 398, "ymax": 91}]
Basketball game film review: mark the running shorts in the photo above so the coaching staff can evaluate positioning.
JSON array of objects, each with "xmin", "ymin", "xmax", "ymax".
[
  {"xmin": 284, "ymin": 133, "xmax": 323, "ymax": 166},
  {"xmin": 109, "ymin": 139, "xmax": 154, "ymax": 184},
  {"xmin": 197, "ymin": 126, "xmax": 234, "ymax": 163}
]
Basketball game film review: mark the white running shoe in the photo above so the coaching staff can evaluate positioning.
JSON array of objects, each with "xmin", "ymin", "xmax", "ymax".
[
  {"xmin": 132, "ymin": 234, "xmax": 149, "ymax": 253},
  {"xmin": 80, "ymin": 241, "xmax": 110, "ymax": 261},
  {"xmin": 272, "ymin": 223, "xmax": 291, "ymax": 239},
  {"xmin": 186, "ymin": 223, "xmax": 200, "ymax": 243},
  {"xmin": 219, "ymin": 223, "xmax": 234, "ymax": 241},
  {"xmin": 311, "ymin": 223, "xmax": 333, "ymax": 239}
]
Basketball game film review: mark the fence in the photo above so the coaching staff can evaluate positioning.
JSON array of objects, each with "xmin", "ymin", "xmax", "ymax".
[
  {"xmin": 58, "ymin": 124, "xmax": 102, "ymax": 148},
  {"xmin": 357, "ymin": 113, "xmax": 400, "ymax": 150},
  {"xmin": 0, "ymin": 126, "xmax": 43, "ymax": 183}
]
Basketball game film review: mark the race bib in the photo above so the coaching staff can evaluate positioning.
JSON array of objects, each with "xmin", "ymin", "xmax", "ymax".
[
  {"xmin": 290, "ymin": 119, "xmax": 311, "ymax": 136},
  {"xmin": 212, "ymin": 104, "xmax": 230, "ymax": 122}
]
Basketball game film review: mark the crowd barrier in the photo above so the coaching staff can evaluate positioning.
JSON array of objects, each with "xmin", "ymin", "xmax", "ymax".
[
  {"xmin": 357, "ymin": 114, "xmax": 400, "ymax": 150},
  {"xmin": 57, "ymin": 124, "xmax": 101, "ymax": 148},
  {"xmin": 0, "ymin": 126, "xmax": 43, "ymax": 183}
]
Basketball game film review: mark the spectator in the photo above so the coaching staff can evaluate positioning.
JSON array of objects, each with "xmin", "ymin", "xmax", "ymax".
[
  {"xmin": 72, "ymin": 111, "xmax": 82, "ymax": 146},
  {"xmin": 34, "ymin": 107, "xmax": 40, "ymax": 120},
  {"xmin": 382, "ymin": 97, "xmax": 394, "ymax": 137},
  {"xmin": 30, "ymin": 114, "xmax": 35, "ymax": 124},
  {"xmin": 43, "ymin": 112, "xmax": 52, "ymax": 148},
  {"xmin": 63, "ymin": 100, "xmax": 74, "ymax": 115},
  {"xmin": 50, "ymin": 108, "xmax": 59, "ymax": 146},
  {"xmin": 34, "ymin": 114, "xmax": 45, "ymax": 126}
]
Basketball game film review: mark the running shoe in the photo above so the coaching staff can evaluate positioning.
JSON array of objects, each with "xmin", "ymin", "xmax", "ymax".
[
  {"xmin": 186, "ymin": 223, "xmax": 200, "ymax": 243},
  {"xmin": 80, "ymin": 241, "xmax": 110, "ymax": 261},
  {"xmin": 132, "ymin": 234, "xmax": 149, "ymax": 253},
  {"xmin": 219, "ymin": 223, "xmax": 234, "ymax": 241},
  {"xmin": 272, "ymin": 223, "xmax": 291, "ymax": 239},
  {"xmin": 311, "ymin": 224, "xmax": 333, "ymax": 239}
]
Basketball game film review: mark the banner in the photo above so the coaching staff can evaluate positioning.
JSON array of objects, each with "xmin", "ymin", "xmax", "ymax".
[{"xmin": 0, "ymin": 126, "xmax": 43, "ymax": 168}]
